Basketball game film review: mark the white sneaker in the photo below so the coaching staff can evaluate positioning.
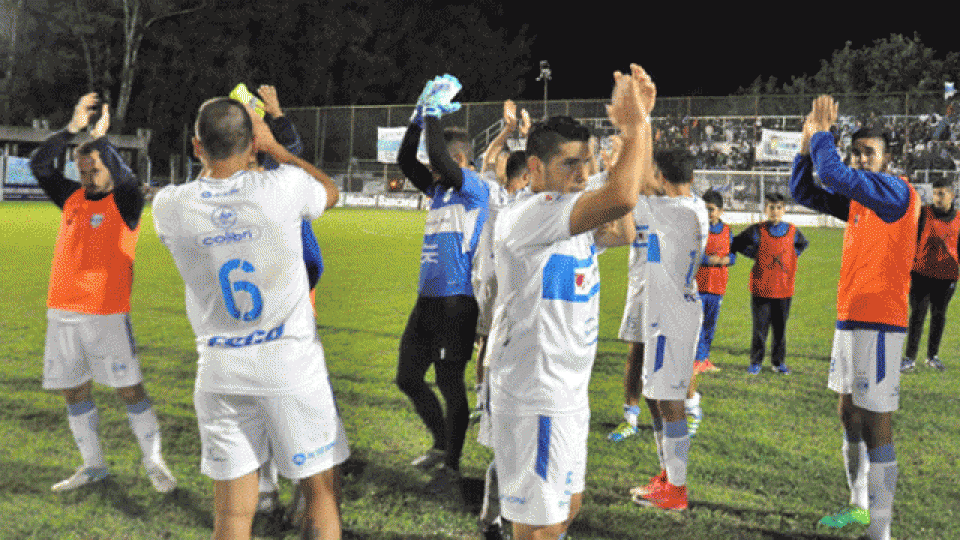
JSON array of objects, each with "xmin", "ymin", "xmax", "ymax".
[
  {"xmin": 143, "ymin": 457, "xmax": 177, "ymax": 493},
  {"xmin": 51, "ymin": 466, "xmax": 110, "ymax": 492}
]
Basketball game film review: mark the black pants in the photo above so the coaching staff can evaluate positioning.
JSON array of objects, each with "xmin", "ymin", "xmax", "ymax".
[
  {"xmin": 750, "ymin": 296, "xmax": 792, "ymax": 367},
  {"xmin": 396, "ymin": 295, "xmax": 478, "ymax": 471},
  {"xmin": 905, "ymin": 272, "xmax": 957, "ymax": 360}
]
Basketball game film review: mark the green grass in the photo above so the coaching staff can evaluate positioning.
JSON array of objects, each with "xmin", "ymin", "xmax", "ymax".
[{"xmin": 1, "ymin": 201, "xmax": 958, "ymax": 539}]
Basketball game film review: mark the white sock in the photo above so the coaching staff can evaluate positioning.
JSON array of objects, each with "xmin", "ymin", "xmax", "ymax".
[
  {"xmin": 685, "ymin": 392, "xmax": 701, "ymax": 412},
  {"xmin": 259, "ymin": 460, "xmax": 279, "ymax": 493},
  {"xmin": 866, "ymin": 445, "xmax": 897, "ymax": 540},
  {"xmin": 624, "ymin": 404, "xmax": 640, "ymax": 427},
  {"xmin": 67, "ymin": 401, "xmax": 106, "ymax": 468},
  {"xmin": 842, "ymin": 436, "xmax": 869, "ymax": 509},
  {"xmin": 663, "ymin": 420, "xmax": 690, "ymax": 486},
  {"xmin": 126, "ymin": 399, "xmax": 162, "ymax": 464}
]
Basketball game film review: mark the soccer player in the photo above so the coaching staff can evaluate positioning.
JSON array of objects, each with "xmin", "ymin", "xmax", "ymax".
[
  {"xmin": 152, "ymin": 97, "xmax": 346, "ymax": 540},
  {"xmin": 487, "ymin": 63, "xmax": 654, "ymax": 540},
  {"xmin": 30, "ymin": 93, "xmax": 176, "ymax": 494},
  {"xmin": 628, "ymin": 149, "xmax": 709, "ymax": 512},
  {"xmin": 395, "ymin": 75, "xmax": 490, "ymax": 495},
  {"xmin": 900, "ymin": 177, "xmax": 958, "ymax": 372},
  {"xmin": 608, "ymin": 134, "xmax": 653, "ymax": 444},
  {"xmin": 473, "ymin": 150, "xmax": 531, "ymax": 540},
  {"xmin": 790, "ymin": 96, "xmax": 919, "ymax": 540},
  {"xmin": 241, "ymin": 84, "xmax": 324, "ymax": 517},
  {"xmin": 732, "ymin": 192, "xmax": 809, "ymax": 375}
]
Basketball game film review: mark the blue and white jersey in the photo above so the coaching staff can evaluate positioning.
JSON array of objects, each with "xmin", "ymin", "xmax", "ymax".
[
  {"xmin": 419, "ymin": 168, "xmax": 490, "ymax": 297},
  {"xmin": 471, "ymin": 177, "xmax": 522, "ymax": 296},
  {"xmin": 635, "ymin": 195, "xmax": 709, "ymax": 340},
  {"xmin": 487, "ymin": 191, "xmax": 601, "ymax": 416},
  {"xmin": 152, "ymin": 164, "xmax": 329, "ymax": 396},
  {"xmin": 627, "ymin": 207, "xmax": 650, "ymax": 290}
]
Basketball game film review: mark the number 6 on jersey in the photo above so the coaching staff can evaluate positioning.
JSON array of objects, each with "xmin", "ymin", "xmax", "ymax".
[{"xmin": 219, "ymin": 259, "xmax": 263, "ymax": 321}]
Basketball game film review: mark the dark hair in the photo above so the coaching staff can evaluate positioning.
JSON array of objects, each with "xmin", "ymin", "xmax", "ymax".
[
  {"xmin": 195, "ymin": 98, "xmax": 253, "ymax": 161},
  {"xmin": 505, "ymin": 151, "xmax": 527, "ymax": 180},
  {"xmin": 653, "ymin": 148, "xmax": 695, "ymax": 185},
  {"xmin": 444, "ymin": 126, "xmax": 472, "ymax": 159},
  {"xmin": 932, "ymin": 177, "xmax": 954, "ymax": 190},
  {"xmin": 526, "ymin": 116, "xmax": 591, "ymax": 163},
  {"xmin": 702, "ymin": 189, "xmax": 723, "ymax": 209},
  {"xmin": 851, "ymin": 127, "xmax": 891, "ymax": 154},
  {"xmin": 764, "ymin": 191, "xmax": 786, "ymax": 203},
  {"xmin": 76, "ymin": 141, "xmax": 98, "ymax": 157}
]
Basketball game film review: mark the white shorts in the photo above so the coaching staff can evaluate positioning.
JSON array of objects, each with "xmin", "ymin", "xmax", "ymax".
[
  {"xmin": 640, "ymin": 295, "xmax": 702, "ymax": 401},
  {"xmin": 194, "ymin": 381, "xmax": 350, "ymax": 481},
  {"xmin": 828, "ymin": 327, "xmax": 903, "ymax": 413},
  {"xmin": 43, "ymin": 309, "xmax": 143, "ymax": 390},
  {"xmin": 492, "ymin": 411, "xmax": 588, "ymax": 527},
  {"xmin": 618, "ymin": 283, "xmax": 645, "ymax": 343}
]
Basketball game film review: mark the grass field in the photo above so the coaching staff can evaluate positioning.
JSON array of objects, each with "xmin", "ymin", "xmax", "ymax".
[{"xmin": 1, "ymin": 201, "xmax": 958, "ymax": 540}]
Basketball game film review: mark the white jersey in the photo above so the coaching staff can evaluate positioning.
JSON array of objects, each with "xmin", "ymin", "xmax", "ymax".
[
  {"xmin": 152, "ymin": 165, "xmax": 329, "ymax": 396},
  {"xmin": 635, "ymin": 195, "xmax": 709, "ymax": 338},
  {"xmin": 487, "ymin": 191, "xmax": 601, "ymax": 416}
]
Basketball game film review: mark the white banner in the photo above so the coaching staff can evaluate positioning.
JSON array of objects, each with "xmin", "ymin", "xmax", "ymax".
[
  {"xmin": 336, "ymin": 192, "xmax": 424, "ymax": 209},
  {"xmin": 377, "ymin": 127, "xmax": 428, "ymax": 164},
  {"xmin": 756, "ymin": 129, "xmax": 802, "ymax": 163}
]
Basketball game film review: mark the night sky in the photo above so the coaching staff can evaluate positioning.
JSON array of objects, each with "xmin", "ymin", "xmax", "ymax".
[{"xmin": 509, "ymin": 9, "xmax": 956, "ymax": 101}]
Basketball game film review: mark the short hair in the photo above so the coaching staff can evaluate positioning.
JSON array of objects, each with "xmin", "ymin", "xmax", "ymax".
[
  {"xmin": 932, "ymin": 177, "xmax": 954, "ymax": 190},
  {"xmin": 444, "ymin": 126, "xmax": 472, "ymax": 159},
  {"xmin": 76, "ymin": 141, "xmax": 98, "ymax": 158},
  {"xmin": 764, "ymin": 191, "xmax": 786, "ymax": 204},
  {"xmin": 851, "ymin": 127, "xmax": 891, "ymax": 154},
  {"xmin": 653, "ymin": 148, "xmax": 695, "ymax": 185},
  {"xmin": 702, "ymin": 189, "xmax": 723, "ymax": 208},
  {"xmin": 195, "ymin": 98, "xmax": 253, "ymax": 161},
  {"xmin": 526, "ymin": 116, "xmax": 591, "ymax": 163},
  {"xmin": 505, "ymin": 151, "xmax": 528, "ymax": 180}
]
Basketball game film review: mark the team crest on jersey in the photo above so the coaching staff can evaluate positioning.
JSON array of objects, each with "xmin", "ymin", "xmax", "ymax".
[
  {"xmin": 574, "ymin": 269, "xmax": 590, "ymax": 296},
  {"xmin": 90, "ymin": 213, "xmax": 104, "ymax": 228},
  {"xmin": 211, "ymin": 205, "xmax": 238, "ymax": 229}
]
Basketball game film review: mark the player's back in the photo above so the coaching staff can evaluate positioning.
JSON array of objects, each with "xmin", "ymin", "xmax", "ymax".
[
  {"xmin": 153, "ymin": 165, "xmax": 329, "ymax": 395},
  {"xmin": 639, "ymin": 195, "xmax": 709, "ymax": 306}
]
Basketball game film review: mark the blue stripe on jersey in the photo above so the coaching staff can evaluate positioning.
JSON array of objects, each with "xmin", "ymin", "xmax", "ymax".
[
  {"xmin": 647, "ymin": 233, "xmax": 661, "ymax": 262},
  {"xmin": 536, "ymin": 415, "xmax": 551, "ymax": 480},
  {"xmin": 418, "ymin": 169, "xmax": 490, "ymax": 297},
  {"xmin": 654, "ymin": 335, "xmax": 666, "ymax": 372},
  {"xmin": 876, "ymin": 331, "xmax": 886, "ymax": 384},
  {"xmin": 542, "ymin": 245, "xmax": 599, "ymax": 302}
]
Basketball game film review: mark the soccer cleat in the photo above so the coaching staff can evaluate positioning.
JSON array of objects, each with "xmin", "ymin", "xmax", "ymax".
[
  {"xmin": 51, "ymin": 466, "xmax": 110, "ymax": 492},
  {"xmin": 702, "ymin": 358, "xmax": 721, "ymax": 372},
  {"xmin": 926, "ymin": 356, "xmax": 946, "ymax": 371},
  {"xmin": 693, "ymin": 360, "xmax": 707, "ymax": 374},
  {"xmin": 818, "ymin": 506, "xmax": 870, "ymax": 528},
  {"xmin": 686, "ymin": 406, "xmax": 703, "ymax": 438},
  {"xmin": 411, "ymin": 448, "xmax": 446, "ymax": 471},
  {"xmin": 143, "ymin": 457, "xmax": 177, "ymax": 493},
  {"xmin": 469, "ymin": 407, "xmax": 483, "ymax": 427},
  {"xmin": 900, "ymin": 357, "xmax": 916, "ymax": 372},
  {"xmin": 629, "ymin": 470, "xmax": 667, "ymax": 498},
  {"xmin": 773, "ymin": 364, "xmax": 791, "ymax": 375},
  {"xmin": 607, "ymin": 422, "xmax": 639, "ymax": 442},
  {"xmin": 747, "ymin": 364, "xmax": 762, "ymax": 375},
  {"xmin": 633, "ymin": 480, "xmax": 688, "ymax": 510}
]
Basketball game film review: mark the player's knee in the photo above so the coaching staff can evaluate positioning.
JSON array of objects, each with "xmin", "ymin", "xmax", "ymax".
[
  {"xmin": 116, "ymin": 384, "xmax": 147, "ymax": 404},
  {"xmin": 395, "ymin": 373, "xmax": 425, "ymax": 395}
]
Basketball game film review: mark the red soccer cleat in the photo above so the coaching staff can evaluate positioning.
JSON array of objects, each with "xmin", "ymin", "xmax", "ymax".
[
  {"xmin": 702, "ymin": 358, "xmax": 721, "ymax": 372},
  {"xmin": 628, "ymin": 469, "xmax": 667, "ymax": 498},
  {"xmin": 634, "ymin": 480, "xmax": 688, "ymax": 511}
]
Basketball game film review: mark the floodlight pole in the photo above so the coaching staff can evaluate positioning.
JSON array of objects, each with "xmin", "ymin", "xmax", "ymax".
[{"xmin": 537, "ymin": 60, "xmax": 551, "ymax": 120}]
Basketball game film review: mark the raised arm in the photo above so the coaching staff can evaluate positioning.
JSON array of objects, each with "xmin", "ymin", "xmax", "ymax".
[
  {"xmin": 481, "ymin": 100, "xmax": 518, "ymax": 173},
  {"xmin": 30, "ymin": 94, "xmax": 104, "ymax": 208},
  {"xmin": 424, "ymin": 115, "xmax": 464, "ymax": 191},
  {"xmin": 397, "ymin": 122, "xmax": 434, "ymax": 195},
  {"xmin": 790, "ymin": 106, "xmax": 851, "ymax": 221},
  {"xmin": 87, "ymin": 104, "xmax": 144, "ymax": 230},
  {"xmin": 250, "ymin": 105, "xmax": 338, "ymax": 208},
  {"xmin": 570, "ymin": 64, "xmax": 654, "ymax": 237}
]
